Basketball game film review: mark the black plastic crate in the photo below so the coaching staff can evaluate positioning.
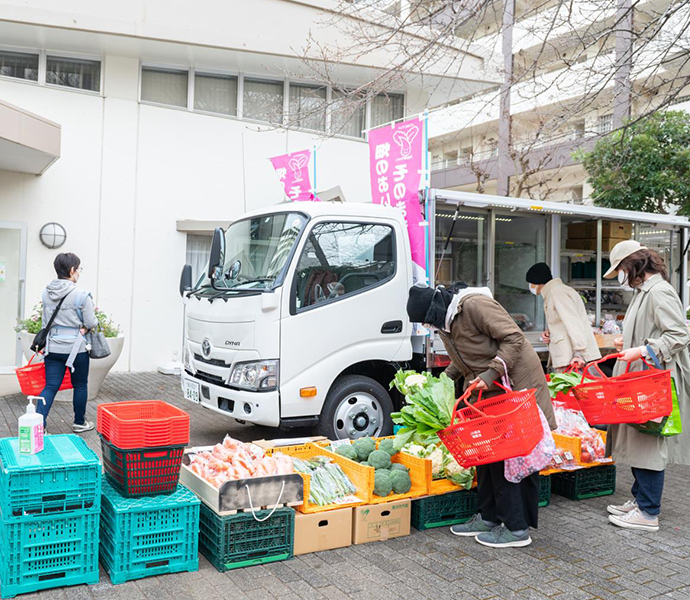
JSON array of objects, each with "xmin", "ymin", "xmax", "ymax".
[
  {"xmin": 552, "ymin": 465, "xmax": 616, "ymax": 500},
  {"xmin": 198, "ymin": 503, "xmax": 294, "ymax": 572},
  {"xmin": 538, "ymin": 475, "xmax": 551, "ymax": 508},
  {"xmin": 411, "ymin": 489, "xmax": 477, "ymax": 531}
]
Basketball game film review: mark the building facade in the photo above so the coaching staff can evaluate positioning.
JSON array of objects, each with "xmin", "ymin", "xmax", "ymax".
[{"xmin": 0, "ymin": 0, "xmax": 491, "ymax": 373}]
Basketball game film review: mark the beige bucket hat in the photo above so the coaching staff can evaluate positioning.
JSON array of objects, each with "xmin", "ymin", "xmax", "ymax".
[{"xmin": 604, "ymin": 239, "xmax": 647, "ymax": 278}]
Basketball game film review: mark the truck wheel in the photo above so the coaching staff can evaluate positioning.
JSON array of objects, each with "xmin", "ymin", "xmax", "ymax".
[{"xmin": 317, "ymin": 375, "xmax": 394, "ymax": 440}]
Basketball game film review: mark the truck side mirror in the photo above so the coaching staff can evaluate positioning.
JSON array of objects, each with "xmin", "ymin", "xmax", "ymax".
[
  {"xmin": 179, "ymin": 264, "xmax": 193, "ymax": 297},
  {"xmin": 208, "ymin": 227, "xmax": 225, "ymax": 280}
]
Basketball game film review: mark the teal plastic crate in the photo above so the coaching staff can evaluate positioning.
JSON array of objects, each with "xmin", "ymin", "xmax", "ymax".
[
  {"xmin": 99, "ymin": 480, "xmax": 200, "ymax": 584},
  {"xmin": 199, "ymin": 503, "xmax": 294, "ymax": 572},
  {"xmin": 411, "ymin": 489, "xmax": 477, "ymax": 531},
  {"xmin": 539, "ymin": 475, "xmax": 551, "ymax": 508},
  {"xmin": 0, "ymin": 435, "xmax": 101, "ymax": 521},
  {"xmin": 552, "ymin": 465, "xmax": 616, "ymax": 500},
  {"xmin": 0, "ymin": 509, "xmax": 99, "ymax": 598}
]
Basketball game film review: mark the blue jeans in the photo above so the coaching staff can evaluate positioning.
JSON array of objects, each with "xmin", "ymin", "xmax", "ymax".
[
  {"xmin": 631, "ymin": 467, "xmax": 665, "ymax": 516},
  {"xmin": 37, "ymin": 352, "xmax": 90, "ymax": 427}
]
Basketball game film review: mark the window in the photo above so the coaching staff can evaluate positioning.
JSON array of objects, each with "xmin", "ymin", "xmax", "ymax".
[
  {"xmin": 289, "ymin": 83, "xmax": 326, "ymax": 131},
  {"xmin": 331, "ymin": 89, "xmax": 366, "ymax": 138},
  {"xmin": 294, "ymin": 222, "xmax": 395, "ymax": 310},
  {"xmin": 597, "ymin": 113, "xmax": 613, "ymax": 135},
  {"xmin": 489, "ymin": 140, "xmax": 498, "ymax": 157},
  {"xmin": 46, "ymin": 56, "xmax": 100, "ymax": 92},
  {"xmin": 243, "ymin": 78, "xmax": 284, "ymax": 123},
  {"xmin": 185, "ymin": 234, "xmax": 213, "ymax": 286},
  {"xmin": 573, "ymin": 120, "xmax": 585, "ymax": 138},
  {"xmin": 194, "ymin": 72, "xmax": 238, "ymax": 116},
  {"xmin": 370, "ymin": 93, "xmax": 404, "ymax": 128},
  {"xmin": 141, "ymin": 67, "xmax": 188, "ymax": 107},
  {"xmin": 0, "ymin": 50, "xmax": 38, "ymax": 81}
]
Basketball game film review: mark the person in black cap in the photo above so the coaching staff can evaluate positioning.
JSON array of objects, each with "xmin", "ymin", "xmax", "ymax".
[
  {"xmin": 407, "ymin": 283, "xmax": 556, "ymax": 549},
  {"xmin": 526, "ymin": 263, "xmax": 600, "ymax": 371}
]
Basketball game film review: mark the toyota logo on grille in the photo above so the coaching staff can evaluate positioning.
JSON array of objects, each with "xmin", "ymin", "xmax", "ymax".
[{"xmin": 201, "ymin": 339, "xmax": 212, "ymax": 358}]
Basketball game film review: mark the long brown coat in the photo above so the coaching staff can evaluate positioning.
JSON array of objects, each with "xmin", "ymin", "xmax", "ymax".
[{"xmin": 438, "ymin": 293, "xmax": 557, "ymax": 430}]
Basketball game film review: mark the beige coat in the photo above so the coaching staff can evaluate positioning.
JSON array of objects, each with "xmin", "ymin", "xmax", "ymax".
[
  {"xmin": 439, "ymin": 294, "xmax": 557, "ymax": 430},
  {"xmin": 541, "ymin": 278, "xmax": 601, "ymax": 369},
  {"xmin": 609, "ymin": 274, "xmax": 690, "ymax": 470}
]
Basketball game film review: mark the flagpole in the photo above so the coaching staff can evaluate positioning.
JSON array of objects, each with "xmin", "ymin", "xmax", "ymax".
[
  {"xmin": 312, "ymin": 145, "xmax": 317, "ymax": 195},
  {"xmin": 423, "ymin": 109, "xmax": 430, "ymax": 286}
]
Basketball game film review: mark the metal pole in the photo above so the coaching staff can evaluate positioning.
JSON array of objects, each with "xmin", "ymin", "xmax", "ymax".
[
  {"xmin": 497, "ymin": 0, "xmax": 514, "ymax": 196},
  {"xmin": 596, "ymin": 220, "xmax": 603, "ymax": 326}
]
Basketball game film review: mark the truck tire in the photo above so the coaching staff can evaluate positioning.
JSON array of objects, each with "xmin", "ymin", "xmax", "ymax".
[{"xmin": 317, "ymin": 375, "xmax": 394, "ymax": 440}]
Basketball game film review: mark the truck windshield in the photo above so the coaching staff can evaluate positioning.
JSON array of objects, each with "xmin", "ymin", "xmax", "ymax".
[{"xmin": 197, "ymin": 212, "xmax": 307, "ymax": 292}]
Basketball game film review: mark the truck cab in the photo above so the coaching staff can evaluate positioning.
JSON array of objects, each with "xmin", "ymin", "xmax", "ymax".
[{"xmin": 180, "ymin": 201, "xmax": 415, "ymax": 439}]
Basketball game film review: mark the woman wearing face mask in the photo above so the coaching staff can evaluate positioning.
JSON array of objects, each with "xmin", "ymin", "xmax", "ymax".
[
  {"xmin": 526, "ymin": 262, "xmax": 601, "ymax": 372},
  {"xmin": 37, "ymin": 252, "xmax": 98, "ymax": 433},
  {"xmin": 604, "ymin": 240, "xmax": 690, "ymax": 532},
  {"xmin": 406, "ymin": 283, "xmax": 556, "ymax": 548}
]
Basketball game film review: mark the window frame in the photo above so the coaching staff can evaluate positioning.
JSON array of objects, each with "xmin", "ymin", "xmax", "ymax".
[
  {"xmin": 192, "ymin": 68, "xmax": 240, "ymax": 118},
  {"xmin": 287, "ymin": 80, "xmax": 328, "ymax": 133},
  {"xmin": 289, "ymin": 219, "xmax": 398, "ymax": 316},
  {"xmin": 242, "ymin": 76, "xmax": 287, "ymax": 126},
  {"xmin": 0, "ymin": 46, "xmax": 40, "ymax": 84},
  {"xmin": 44, "ymin": 50, "xmax": 103, "ymax": 95},
  {"xmin": 139, "ymin": 63, "xmax": 191, "ymax": 110}
]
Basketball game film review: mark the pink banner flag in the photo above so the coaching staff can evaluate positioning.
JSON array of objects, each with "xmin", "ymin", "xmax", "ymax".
[
  {"xmin": 368, "ymin": 116, "xmax": 426, "ymax": 284},
  {"xmin": 269, "ymin": 149, "xmax": 318, "ymax": 202}
]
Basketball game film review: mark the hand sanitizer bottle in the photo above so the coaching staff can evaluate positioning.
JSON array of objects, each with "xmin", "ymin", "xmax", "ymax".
[{"xmin": 18, "ymin": 396, "xmax": 46, "ymax": 454}]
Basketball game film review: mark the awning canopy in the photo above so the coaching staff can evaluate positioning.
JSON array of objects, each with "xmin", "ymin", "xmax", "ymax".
[{"xmin": 0, "ymin": 99, "xmax": 60, "ymax": 175}]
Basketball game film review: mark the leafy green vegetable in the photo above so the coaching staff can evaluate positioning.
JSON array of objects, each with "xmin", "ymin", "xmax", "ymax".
[
  {"xmin": 391, "ymin": 370, "xmax": 457, "ymax": 450},
  {"xmin": 547, "ymin": 372, "xmax": 585, "ymax": 399}
]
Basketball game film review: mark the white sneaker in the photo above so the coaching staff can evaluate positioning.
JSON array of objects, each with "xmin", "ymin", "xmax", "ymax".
[
  {"xmin": 609, "ymin": 507, "xmax": 659, "ymax": 532},
  {"xmin": 72, "ymin": 420, "xmax": 95, "ymax": 433},
  {"xmin": 607, "ymin": 499, "xmax": 638, "ymax": 516}
]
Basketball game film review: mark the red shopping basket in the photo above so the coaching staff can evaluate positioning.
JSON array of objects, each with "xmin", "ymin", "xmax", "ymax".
[
  {"xmin": 572, "ymin": 353, "xmax": 673, "ymax": 424},
  {"xmin": 438, "ymin": 381, "xmax": 543, "ymax": 468},
  {"xmin": 15, "ymin": 353, "xmax": 72, "ymax": 395},
  {"xmin": 97, "ymin": 400, "xmax": 190, "ymax": 449}
]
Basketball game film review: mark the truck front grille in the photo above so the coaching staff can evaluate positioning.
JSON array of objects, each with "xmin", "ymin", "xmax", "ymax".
[
  {"xmin": 194, "ymin": 370, "xmax": 228, "ymax": 387},
  {"xmin": 194, "ymin": 354, "xmax": 228, "ymax": 367}
]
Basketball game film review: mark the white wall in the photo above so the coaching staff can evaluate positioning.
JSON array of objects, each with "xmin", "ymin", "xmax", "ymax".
[{"xmin": 0, "ymin": 53, "xmax": 371, "ymax": 372}]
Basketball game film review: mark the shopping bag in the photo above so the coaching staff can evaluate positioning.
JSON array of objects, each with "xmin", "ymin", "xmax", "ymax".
[
  {"xmin": 630, "ymin": 346, "xmax": 682, "ymax": 437},
  {"xmin": 504, "ymin": 405, "xmax": 556, "ymax": 483}
]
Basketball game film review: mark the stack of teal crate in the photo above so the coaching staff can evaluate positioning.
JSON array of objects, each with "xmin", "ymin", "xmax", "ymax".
[
  {"xmin": 96, "ymin": 401, "xmax": 198, "ymax": 584},
  {"xmin": 0, "ymin": 435, "xmax": 101, "ymax": 599}
]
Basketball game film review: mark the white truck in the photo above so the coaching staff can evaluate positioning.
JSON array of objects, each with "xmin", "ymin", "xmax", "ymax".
[{"xmin": 179, "ymin": 190, "xmax": 690, "ymax": 439}]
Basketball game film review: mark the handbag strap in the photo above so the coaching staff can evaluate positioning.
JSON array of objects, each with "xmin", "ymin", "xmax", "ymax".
[
  {"xmin": 44, "ymin": 290, "xmax": 73, "ymax": 335},
  {"xmin": 645, "ymin": 345, "xmax": 663, "ymax": 370}
]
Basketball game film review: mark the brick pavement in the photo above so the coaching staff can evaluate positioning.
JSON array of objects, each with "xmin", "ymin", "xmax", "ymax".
[{"xmin": 1, "ymin": 371, "xmax": 689, "ymax": 600}]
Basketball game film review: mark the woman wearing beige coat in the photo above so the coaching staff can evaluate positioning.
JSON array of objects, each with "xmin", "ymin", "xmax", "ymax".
[
  {"xmin": 526, "ymin": 263, "xmax": 601, "ymax": 371},
  {"xmin": 605, "ymin": 240, "xmax": 690, "ymax": 532}
]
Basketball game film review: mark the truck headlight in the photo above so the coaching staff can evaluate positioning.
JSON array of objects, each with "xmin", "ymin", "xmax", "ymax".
[{"xmin": 230, "ymin": 360, "xmax": 279, "ymax": 391}]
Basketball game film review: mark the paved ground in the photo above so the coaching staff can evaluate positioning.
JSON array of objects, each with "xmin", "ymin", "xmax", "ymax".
[{"xmin": 1, "ymin": 372, "xmax": 690, "ymax": 600}]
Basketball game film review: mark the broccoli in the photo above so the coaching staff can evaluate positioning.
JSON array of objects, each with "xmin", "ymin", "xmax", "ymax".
[
  {"xmin": 334, "ymin": 444, "xmax": 358, "ymax": 462},
  {"xmin": 390, "ymin": 463, "xmax": 410, "ymax": 473},
  {"xmin": 378, "ymin": 439, "xmax": 397, "ymax": 457},
  {"xmin": 373, "ymin": 470, "xmax": 393, "ymax": 496},
  {"xmin": 367, "ymin": 449, "xmax": 392, "ymax": 470},
  {"xmin": 390, "ymin": 470, "xmax": 411, "ymax": 494},
  {"xmin": 353, "ymin": 437, "xmax": 376, "ymax": 462}
]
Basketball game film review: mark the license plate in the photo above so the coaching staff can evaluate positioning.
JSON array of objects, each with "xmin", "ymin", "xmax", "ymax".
[{"xmin": 183, "ymin": 379, "xmax": 200, "ymax": 404}]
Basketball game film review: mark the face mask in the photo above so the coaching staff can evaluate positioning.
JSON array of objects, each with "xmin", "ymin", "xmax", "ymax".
[
  {"xmin": 618, "ymin": 270, "xmax": 631, "ymax": 288},
  {"xmin": 529, "ymin": 285, "xmax": 538, "ymax": 296}
]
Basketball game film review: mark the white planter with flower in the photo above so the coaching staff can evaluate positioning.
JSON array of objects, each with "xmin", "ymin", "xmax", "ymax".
[{"xmin": 16, "ymin": 304, "xmax": 123, "ymax": 401}]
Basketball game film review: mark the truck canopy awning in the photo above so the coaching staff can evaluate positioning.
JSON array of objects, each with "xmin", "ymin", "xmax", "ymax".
[{"xmin": 0, "ymin": 99, "xmax": 60, "ymax": 175}]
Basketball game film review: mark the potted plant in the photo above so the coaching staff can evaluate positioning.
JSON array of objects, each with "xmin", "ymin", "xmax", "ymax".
[{"xmin": 16, "ymin": 304, "xmax": 124, "ymax": 400}]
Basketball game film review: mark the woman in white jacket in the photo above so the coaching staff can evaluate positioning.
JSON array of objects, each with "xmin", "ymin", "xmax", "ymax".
[{"xmin": 526, "ymin": 263, "xmax": 601, "ymax": 371}]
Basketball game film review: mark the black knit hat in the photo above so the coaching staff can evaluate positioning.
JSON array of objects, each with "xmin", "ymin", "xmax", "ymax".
[
  {"xmin": 526, "ymin": 263, "xmax": 553, "ymax": 285},
  {"xmin": 406, "ymin": 286, "xmax": 435, "ymax": 323}
]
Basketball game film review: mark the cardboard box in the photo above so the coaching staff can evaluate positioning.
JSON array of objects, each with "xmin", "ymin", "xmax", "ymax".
[
  {"xmin": 352, "ymin": 499, "xmax": 411, "ymax": 544},
  {"xmin": 294, "ymin": 507, "xmax": 353, "ymax": 555},
  {"xmin": 565, "ymin": 238, "xmax": 626, "ymax": 252},
  {"xmin": 567, "ymin": 221, "xmax": 632, "ymax": 239}
]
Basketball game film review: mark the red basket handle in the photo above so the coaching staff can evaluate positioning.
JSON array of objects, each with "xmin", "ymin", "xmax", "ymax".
[
  {"xmin": 27, "ymin": 353, "xmax": 43, "ymax": 366},
  {"xmin": 449, "ymin": 380, "xmax": 511, "ymax": 424},
  {"xmin": 581, "ymin": 353, "xmax": 623, "ymax": 381}
]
